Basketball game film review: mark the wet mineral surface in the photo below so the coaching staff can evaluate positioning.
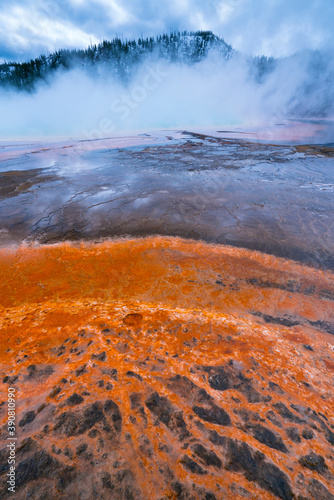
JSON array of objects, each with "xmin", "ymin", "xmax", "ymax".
[
  {"xmin": 0, "ymin": 127, "xmax": 334, "ymax": 499},
  {"xmin": 0, "ymin": 129, "xmax": 333, "ymax": 268},
  {"xmin": 0, "ymin": 237, "xmax": 334, "ymax": 499}
]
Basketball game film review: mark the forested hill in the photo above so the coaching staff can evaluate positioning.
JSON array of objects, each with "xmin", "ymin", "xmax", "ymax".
[{"xmin": 0, "ymin": 31, "xmax": 237, "ymax": 91}]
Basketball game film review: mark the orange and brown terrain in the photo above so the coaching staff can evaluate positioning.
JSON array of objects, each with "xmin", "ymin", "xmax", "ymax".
[
  {"xmin": 0, "ymin": 129, "xmax": 334, "ymax": 499},
  {"xmin": 0, "ymin": 236, "xmax": 334, "ymax": 499}
]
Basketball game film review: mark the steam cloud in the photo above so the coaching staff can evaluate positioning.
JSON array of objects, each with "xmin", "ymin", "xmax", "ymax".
[{"xmin": 0, "ymin": 49, "xmax": 333, "ymax": 139}]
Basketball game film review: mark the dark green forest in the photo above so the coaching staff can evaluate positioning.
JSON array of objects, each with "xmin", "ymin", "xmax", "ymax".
[{"xmin": 0, "ymin": 31, "xmax": 254, "ymax": 91}]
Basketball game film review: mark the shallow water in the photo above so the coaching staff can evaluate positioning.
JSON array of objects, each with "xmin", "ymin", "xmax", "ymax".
[
  {"xmin": 1, "ymin": 124, "xmax": 334, "ymax": 498},
  {"xmin": 0, "ymin": 127, "xmax": 333, "ymax": 269}
]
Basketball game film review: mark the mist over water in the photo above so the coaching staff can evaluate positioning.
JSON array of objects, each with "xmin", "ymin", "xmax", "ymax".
[{"xmin": 0, "ymin": 48, "xmax": 333, "ymax": 139}]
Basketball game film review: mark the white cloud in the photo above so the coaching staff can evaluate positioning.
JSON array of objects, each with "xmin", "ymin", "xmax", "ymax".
[
  {"xmin": 0, "ymin": 0, "xmax": 334, "ymax": 61},
  {"xmin": 217, "ymin": 2, "xmax": 234, "ymax": 23},
  {"xmin": 94, "ymin": 0, "xmax": 133, "ymax": 25},
  {"xmin": 0, "ymin": 4, "xmax": 99, "ymax": 60}
]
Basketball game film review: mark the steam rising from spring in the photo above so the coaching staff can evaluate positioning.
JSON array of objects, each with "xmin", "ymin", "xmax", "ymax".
[{"xmin": 0, "ymin": 46, "xmax": 333, "ymax": 139}]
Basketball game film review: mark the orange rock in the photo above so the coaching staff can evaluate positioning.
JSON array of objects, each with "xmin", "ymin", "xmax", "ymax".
[{"xmin": 0, "ymin": 237, "xmax": 333, "ymax": 499}]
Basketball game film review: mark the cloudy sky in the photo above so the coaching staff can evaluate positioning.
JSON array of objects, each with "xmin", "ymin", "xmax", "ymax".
[{"xmin": 0, "ymin": 0, "xmax": 333, "ymax": 62}]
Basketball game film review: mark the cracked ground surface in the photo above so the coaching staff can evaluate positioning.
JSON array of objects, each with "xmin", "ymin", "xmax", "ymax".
[
  {"xmin": 0, "ymin": 129, "xmax": 333, "ymax": 499},
  {"xmin": 0, "ymin": 130, "xmax": 333, "ymax": 268},
  {"xmin": 0, "ymin": 237, "xmax": 334, "ymax": 499}
]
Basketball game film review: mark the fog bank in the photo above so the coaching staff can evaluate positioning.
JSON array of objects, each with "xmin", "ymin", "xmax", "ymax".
[{"xmin": 0, "ymin": 49, "xmax": 333, "ymax": 139}]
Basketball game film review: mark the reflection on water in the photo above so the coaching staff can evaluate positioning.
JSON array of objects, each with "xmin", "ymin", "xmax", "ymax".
[
  {"xmin": 0, "ymin": 127, "xmax": 333, "ymax": 269},
  {"xmin": 0, "ymin": 123, "xmax": 334, "ymax": 498}
]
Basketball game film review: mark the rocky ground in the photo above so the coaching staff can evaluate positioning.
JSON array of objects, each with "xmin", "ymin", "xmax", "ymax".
[
  {"xmin": 0, "ymin": 130, "xmax": 333, "ymax": 268},
  {"xmin": 0, "ymin": 237, "xmax": 333, "ymax": 499}
]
